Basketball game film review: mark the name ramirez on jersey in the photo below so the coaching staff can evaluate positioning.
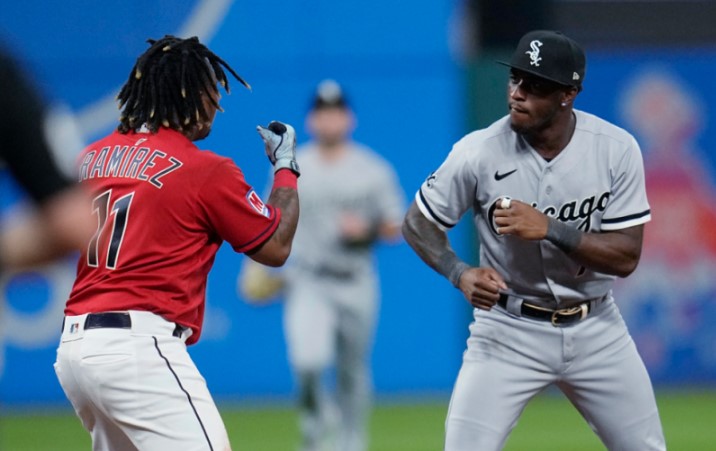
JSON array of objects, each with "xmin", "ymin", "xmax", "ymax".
[{"xmin": 79, "ymin": 143, "xmax": 183, "ymax": 189}]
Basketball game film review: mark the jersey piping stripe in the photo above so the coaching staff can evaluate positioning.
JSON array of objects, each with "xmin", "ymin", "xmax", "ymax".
[
  {"xmin": 152, "ymin": 336, "xmax": 214, "ymax": 451},
  {"xmin": 235, "ymin": 206, "xmax": 280, "ymax": 253},
  {"xmin": 601, "ymin": 209, "xmax": 651, "ymax": 225},
  {"xmin": 418, "ymin": 188, "xmax": 456, "ymax": 229}
]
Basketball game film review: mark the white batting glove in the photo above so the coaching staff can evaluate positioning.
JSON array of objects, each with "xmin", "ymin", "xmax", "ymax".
[{"xmin": 256, "ymin": 121, "xmax": 300, "ymax": 176}]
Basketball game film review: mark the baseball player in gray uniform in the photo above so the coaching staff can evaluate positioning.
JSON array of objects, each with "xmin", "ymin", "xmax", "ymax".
[
  {"xmin": 284, "ymin": 79, "xmax": 405, "ymax": 451},
  {"xmin": 402, "ymin": 30, "xmax": 666, "ymax": 450}
]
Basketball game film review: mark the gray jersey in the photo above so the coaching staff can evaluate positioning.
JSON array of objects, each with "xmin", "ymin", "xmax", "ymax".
[
  {"xmin": 281, "ymin": 141, "xmax": 404, "ymax": 451},
  {"xmin": 287, "ymin": 141, "xmax": 405, "ymax": 281},
  {"xmin": 416, "ymin": 109, "xmax": 651, "ymax": 304}
]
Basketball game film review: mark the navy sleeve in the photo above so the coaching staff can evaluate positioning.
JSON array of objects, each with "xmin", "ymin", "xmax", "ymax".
[{"xmin": 0, "ymin": 47, "xmax": 72, "ymax": 204}]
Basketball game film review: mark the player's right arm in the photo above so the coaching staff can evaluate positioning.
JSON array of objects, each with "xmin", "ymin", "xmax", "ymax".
[
  {"xmin": 247, "ymin": 122, "xmax": 301, "ymax": 267},
  {"xmin": 403, "ymin": 201, "xmax": 506, "ymax": 310},
  {"xmin": 405, "ymin": 138, "xmax": 506, "ymax": 309}
]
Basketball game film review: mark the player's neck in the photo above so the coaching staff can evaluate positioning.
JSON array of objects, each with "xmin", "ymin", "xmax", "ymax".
[
  {"xmin": 317, "ymin": 141, "xmax": 349, "ymax": 162},
  {"xmin": 526, "ymin": 111, "xmax": 576, "ymax": 161}
]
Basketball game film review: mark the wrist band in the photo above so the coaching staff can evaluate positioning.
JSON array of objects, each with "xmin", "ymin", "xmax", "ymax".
[
  {"xmin": 273, "ymin": 169, "xmax": 298, "ymax": 190},
  {"xmin": 448, "ymin": 261, "xmax": 470, "ymax": 288},
  {"xmin": 437, "ymin": 253, "xmax": 470, "ymax": 288},
  {"xmin": 545, "ymin": 217, "xmax": 581, "ymax": 254},
  {"xmin": 274, "ymin": 158, "xmax": 301, "ymax": 177}
]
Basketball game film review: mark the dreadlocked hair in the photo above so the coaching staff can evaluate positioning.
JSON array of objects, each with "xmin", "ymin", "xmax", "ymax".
[{"xmin": 116, "ymin": 35, "xmax": 250, "ymax": 134}]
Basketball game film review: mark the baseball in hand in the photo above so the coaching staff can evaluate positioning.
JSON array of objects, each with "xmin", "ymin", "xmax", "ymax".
[{"xmin": 267, "ymin": 121, "xmax": 287, "ymax": 134}]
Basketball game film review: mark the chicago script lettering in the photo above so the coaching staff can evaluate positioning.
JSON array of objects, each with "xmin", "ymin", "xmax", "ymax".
[{"xmin": 488, "ymin": 192, "xmax": 610, "ymax": 235}]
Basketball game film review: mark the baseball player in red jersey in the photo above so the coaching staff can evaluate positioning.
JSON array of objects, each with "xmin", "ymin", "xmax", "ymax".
[{"xmin": 54, "ymin": 36, "xmax": 300, "ymax": 450}]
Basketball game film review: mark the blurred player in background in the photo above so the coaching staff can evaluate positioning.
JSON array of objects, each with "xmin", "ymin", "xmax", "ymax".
[
  {"xmin": 240, "ymin": 79, "xmax": 405, "ymax": 451},
  {"xmin": 0, "ymin": 44, "xmax": 92, "ymax": 271},
  {"xmin": 402, "ymin": 30, "xmax": 665, "ymax": 450},
  {"xmin": 54, "ymin": 35, "xmax": 300, "ymax": 450}
]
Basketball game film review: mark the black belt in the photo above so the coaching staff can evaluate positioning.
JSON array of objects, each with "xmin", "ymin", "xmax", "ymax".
[
  {"xmin": 68, "ymin": 312, "xmax": 185, "ymax": 338},
  {"xmin": 314, "ymin": 265, "xmax": 353, "ymax": 280},
  {"xmin": 498, "ymin": 294, "xmax": 594, "ymax": 326},
  {"xmin": 298, "ymin": 261, "xmax": 354, "ymax": 280}
]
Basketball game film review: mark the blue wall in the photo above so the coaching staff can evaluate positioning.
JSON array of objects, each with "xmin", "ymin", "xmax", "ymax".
[
  {"xmin": 579, "ymin": 49, "xmax": 716, "ymax": 384},
  {"xmin": 2, "ymin": 2, "xmax": 716, "ymax": 407},
  {"xmin": 0, "ymin": 0, "xmax": 468, "ymax": 406}
]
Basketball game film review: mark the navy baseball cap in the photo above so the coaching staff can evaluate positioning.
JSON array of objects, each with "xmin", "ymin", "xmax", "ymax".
[
  {"xmin": 498, "ymin": 30, "xmax": 586, "ymax": 88},
  {"xmin": 310, "ymin": 79, "xmax": 349, "ymax": 110}
]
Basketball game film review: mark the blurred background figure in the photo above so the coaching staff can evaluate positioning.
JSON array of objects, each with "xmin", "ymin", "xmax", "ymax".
[
  {"xmin": 3, "ymin": 1, "xmax": 716, "ymax": 449},
  {"xmin": 241, "ymin": 79, "xmax": 405, "ymax": 451},
  {"xmin": 0, "ymin": 44, "xmax": 92, "ymax": 272},
  {"xmin": 0, "ymin": 40, "xmax": 92, "ymax": 385}
]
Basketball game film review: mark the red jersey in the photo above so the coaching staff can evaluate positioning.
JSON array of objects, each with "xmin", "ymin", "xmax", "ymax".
[{"xmin": 66, "ymin": 128, "xmax": 279, "ymax": 344}]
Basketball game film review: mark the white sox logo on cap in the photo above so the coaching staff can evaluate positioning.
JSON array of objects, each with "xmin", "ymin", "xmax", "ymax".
[
  {"xmin": 526, "ymin": 40, "xmax": 543, "ymax": 67},
  {"xmin": 498, "ymin": 30, "xmax": 586, "ymax": 87}
]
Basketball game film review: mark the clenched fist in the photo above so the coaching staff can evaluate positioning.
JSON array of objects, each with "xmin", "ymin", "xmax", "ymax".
[{"xmin": 257, "ymin": 121, "xmax": 300, "ymax": 176}]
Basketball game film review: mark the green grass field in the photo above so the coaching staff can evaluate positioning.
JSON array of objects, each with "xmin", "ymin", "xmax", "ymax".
[{"xmin": 2, "ymin": 389, "xmax": 714, "ymax": 450}]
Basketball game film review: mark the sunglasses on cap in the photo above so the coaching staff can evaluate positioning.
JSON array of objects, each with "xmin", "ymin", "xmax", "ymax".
[{"xmin": 509, "ymin": 70, "xmax": 567, "ymax": 97}]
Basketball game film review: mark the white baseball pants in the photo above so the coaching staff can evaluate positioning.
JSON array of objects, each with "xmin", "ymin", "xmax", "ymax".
[
  {"xmin": 55, "ymin": 310, "xmax": 230, "ymax": 451},
  {"xmin": 444, "ymin": 298, "xmax": 666, "ymax": 451}
]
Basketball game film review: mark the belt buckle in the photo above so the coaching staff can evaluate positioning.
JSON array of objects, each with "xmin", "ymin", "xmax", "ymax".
[{"xmin": 550, "ymin": 303, "xmax": 588, "ymax": 326}]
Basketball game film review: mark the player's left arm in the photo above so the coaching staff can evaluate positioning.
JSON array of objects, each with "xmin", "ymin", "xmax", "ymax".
[
  {"xmin": 340, "ymin": 159, "xmax": 405, "ymax": 247},
  {"xmin": 496, "ymin": 137, "xmax": 649, "ymax": 277},
  {"xmin": 565, "ymin": 224, "xmax": 643, "ymax": 277},
  {"xmin": 494, "ymin": 200, "xmax": 643, "ymax": 277},
  {"xmin": 339, "ymin": 215, "xmax": 401, "ymax": 248}
]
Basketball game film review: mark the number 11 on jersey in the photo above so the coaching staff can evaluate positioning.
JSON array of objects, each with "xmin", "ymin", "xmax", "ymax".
[{"xmin": 88, "ymin": 190, "xmax": 134, "ymax": 270}]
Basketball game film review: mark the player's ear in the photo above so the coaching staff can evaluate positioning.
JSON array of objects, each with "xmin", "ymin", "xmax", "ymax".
[
  {"xmin": 560, "ymin": 87, "xmax": 578, "ymax": 107},
  {"xmin": 569, "ymin": 86, "xmax": 580, "ymax": 99},
  {"xmin": 305, "ymin": 110, "xmax": 318, "ymax": 135}
]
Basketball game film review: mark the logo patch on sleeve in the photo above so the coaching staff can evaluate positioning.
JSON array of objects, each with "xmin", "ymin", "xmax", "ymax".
[{"xmin": 246, "ymin": 189, "xmax": 270, "ymax": 217}]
